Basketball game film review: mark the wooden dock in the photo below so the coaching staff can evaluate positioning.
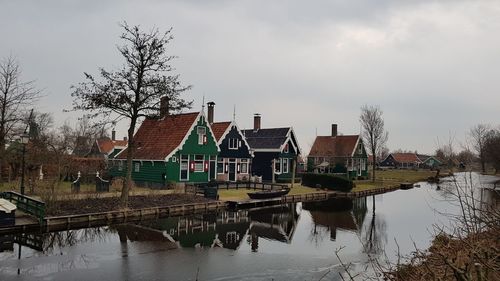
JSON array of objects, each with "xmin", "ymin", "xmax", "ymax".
[{"xmin": 0, "ymin": 201, "xmax": 226, "ymax": 235}]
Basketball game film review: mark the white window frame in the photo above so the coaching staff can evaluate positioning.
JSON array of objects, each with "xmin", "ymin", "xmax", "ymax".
[
  {"xmin": 228, "ymin": 138, "xmax": 238, "ymax": 150},
  {"xmin": 217, "ymin": 158, "xmax": 224, "ymax": 174},
  {"xmin": 194, "ymin": 154, "xmax": 204, "ymax": 172},
  {"xmin": 197, "ymin": 126, "xmax": 206, "ymax": 145},
  {"xmin": 284, "ymin": 143, "xmax": 289, "ymax": 153},
  {"xmin": 274, "ymin": 158, "xmax": 282, "ymax": 174},
  {"xmin": 283, "ymin": 158, "xmax": 289, "ymax": 174},
  {"xmin": 240, "ymin": 159, "xmax": 249, "ymax": 174},
  {"xmin": 134, "ymin": 162, "xmax": 140, "ymax": 172},
  {"xmin": 180, "ymin": 154, "xmax": 190, "ymax": 181},
  {"xmin": 118, "ymin": 161, "xmax": 123, "ymax": 171}
]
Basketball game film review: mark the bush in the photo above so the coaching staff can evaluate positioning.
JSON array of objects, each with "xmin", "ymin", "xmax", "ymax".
[{"xmin": 301, "ymin": 173, "xmax": 354, "ymax": 192}]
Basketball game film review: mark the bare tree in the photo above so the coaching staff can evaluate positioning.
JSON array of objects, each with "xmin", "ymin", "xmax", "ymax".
[
  {"xmin": 484, "ymin": 128, "xmax": 500, "ymax": 173},
  {"xmin": 360, "ymin": 105, "xmax": 388, "ymax": 182},
  {"xmin": 469, "ymin": 124, "xmax": 491, "ymax": 173},
  {"xmin": 71, "ymin": 23, "xmax": 192, "ymax": 206},
  {"xmin": 0, "ymin": 56, "xmax": 41, "ymax": 181}
]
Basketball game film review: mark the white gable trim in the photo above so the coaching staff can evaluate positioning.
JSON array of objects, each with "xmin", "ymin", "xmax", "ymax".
[
  {"xmin": 217, "ymin": 121, "xmax": 254, "ymax": 158},
  {"xmin": 351, "ymin": 136, "xmax": 361, "ymax": 157},
  {"xmin": 164, "ymin": 111, "xmax": 221, "ymax": 161}
]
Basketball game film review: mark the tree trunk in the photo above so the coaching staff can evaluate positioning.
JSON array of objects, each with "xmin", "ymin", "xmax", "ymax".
[
  {"xmin": 371, "ymin": 155, "xmax": 376, "ymax": 182},
  {"xmin": 121, "ymin": 117, "xmax": 137, "ymax": 207}
]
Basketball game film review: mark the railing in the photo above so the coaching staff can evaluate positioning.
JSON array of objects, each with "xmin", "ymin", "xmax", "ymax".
[
  {"xmin": 0, "ymin": 191, "xmax": 45, "ymax": 224},
  {"xmin": 201, "ymin": 181, "xmax": 288, "ymax": 191}
]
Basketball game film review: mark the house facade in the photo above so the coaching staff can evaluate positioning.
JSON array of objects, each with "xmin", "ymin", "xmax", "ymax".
[
  {"xmin": 379, "ymin": 153, "xmax": 422, "ymax": 169},
  {"xmin": 87, "ymin": 131, "xmax": 128, "ymax": 160},
  {"xmin": 307, "ymin": 124, "xmax": 368, "ymax": 179},
  {"xmin": 242, "ymin": 114, "xmax": 301, "ymax": 182},
  {"xmin": 111, "ymin": 109, "xmax": 219, "ymax": 188},
  {"xmin": 207, "ymin": 102, "xmax": 253, "ymax": 182}
]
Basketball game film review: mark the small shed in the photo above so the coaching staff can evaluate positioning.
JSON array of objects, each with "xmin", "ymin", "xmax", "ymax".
[{"xmin": 0, "ymin": 199, "xmax": 16, "ymax": 226}]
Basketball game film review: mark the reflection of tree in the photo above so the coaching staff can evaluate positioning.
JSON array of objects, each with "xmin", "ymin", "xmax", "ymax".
[
  {"xmin": 361, "ymin": 195, "xmax": 387, "ymax": 256},
  {"xmin": 42, "ymin": 227, "xmax": 109, "ymax": 254}
]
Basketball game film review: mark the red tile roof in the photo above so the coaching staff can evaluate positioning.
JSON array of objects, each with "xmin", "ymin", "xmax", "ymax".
[
  {"xmin": 308, "ymin": 135, "xmax": 359, "ymax": 157},
  {"xmin": 116, "ymin": 112, "xmax": 200, "ymax": 160},
  {"xmin": 97, "ymin": 139, "xmax": 128, "ymax": 154},
  {"xmin": 391, "ymin": 153, "xmax": 422, "ymax": 163},
  {"xmin": 210, "ymin": 122, "xmax": 232, "ymax": 141}
]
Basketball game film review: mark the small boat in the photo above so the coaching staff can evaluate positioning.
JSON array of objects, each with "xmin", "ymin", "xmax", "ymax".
[
  {"xmin": 400, "ymin": 183, "xmax": 414, "ymax": 190},
  {"xmin": 247, "ymin": 188, "xmax": 290, "ymax": 199}
]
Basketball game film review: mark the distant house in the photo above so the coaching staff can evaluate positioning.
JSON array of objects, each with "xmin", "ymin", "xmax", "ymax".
[
  {"xmin": 87, "ymin": 130, "xmax": 128, "ymax": 160},
  {"xmin": 242, "ymin": 114, "xmax": 301, "ymax": 182},
  {"xmin": 206, "ymin": 102, "xmax": 253, "ymax": 182},
  {"xmin": 111, "ymin": 99, "xmax": 219, "ymax": 187},
  {"xmin": 379, "ymin": 153, "xmax": 422, "ymax": 169},
  {"xmin": 417, "ymin": 154, "xmax": 442, "ymax": 169},
  {"xmin": 307, "ymin": 124, "xmax": 368, "ymax": 179}
]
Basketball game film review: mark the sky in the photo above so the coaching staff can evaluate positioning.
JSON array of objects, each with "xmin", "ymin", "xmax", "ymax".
[{"xmin": 1, "ymin": 0, "xmax": 499, "ymax": 155}]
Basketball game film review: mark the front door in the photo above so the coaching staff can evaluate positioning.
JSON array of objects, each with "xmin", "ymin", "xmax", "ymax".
[
  {"xmin": 209, "ymin": 156, "xmax": 216, "ymax": 180},
  {"xmin": 228, "ymin": 159, "xmax": 236, "ymax": 182}
]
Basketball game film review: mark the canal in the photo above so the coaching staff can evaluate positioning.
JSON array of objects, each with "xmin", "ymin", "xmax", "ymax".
[{"xmin": 0, "ymin": 173, "xmax": 498, "ymax": 280}]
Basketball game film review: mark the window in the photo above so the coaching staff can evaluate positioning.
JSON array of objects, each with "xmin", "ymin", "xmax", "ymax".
[
  {"xmin": 180, "ymin": 155, "xmax": 189, "ymax": 181},
  {"xmin": 197, "ymin": 126, "xmax": 206, "ymax": 145},
  {"xmin": 358, "ymin": 145, "xmax": 363, "ymax": 154},
  {"xmin": 240, "ymin": 159, "xmax": 249, "ymax": 174},
  {"xmin": 194, "ymin": 155, "xmax": 204, "ymax": 172},
  {"xmin": 282, "ymin": 158, "xmax": 289, "ymax": 173},
  {"xmin": 118, "ymin": 161, "xmax": 123, "ymax": 171},
  {"xmin": 171, "ymin": 156, "xmax": 177, "ymax": 162},
  {"xmin": 361, "ymin": 159, "xmax": 366, "ymax": 170},
  {"xmin": 217, "ymin": 158, "xmax": 224, "ymax": 174},
  {"xmin": 274, "ymin": 159, "xmax": 281, "ymax": 174},
  {"xmin": 228, "ymin": 138, "xmax": 238, "ymax": 150},
  {"xmin": 284, "ymin": 143, "xmax": 289, "ymax": 153},
  {"xmin": 134, "ymin": 162, "xmax": 140, "ymax": 172}
]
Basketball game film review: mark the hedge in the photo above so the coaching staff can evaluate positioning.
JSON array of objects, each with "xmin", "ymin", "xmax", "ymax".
[{"xmin": 301, "ymin": 173, "xmax": 354, "ymax": 192}]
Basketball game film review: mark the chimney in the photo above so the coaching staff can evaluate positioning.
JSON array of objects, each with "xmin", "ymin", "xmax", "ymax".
[
  {"xmin": 160, "ymin": 96, "xmax": 169, "ymax": 118},
  {"xmin": 331, "ymin": 124, "xmax": 338, "ymax": 137},
  {"xmin": 254, "ymin": 114, "xmax": 261, "ymax": 131},
  {"xmin": 111, "ymin": 129, "xmax": 116, "ymax": 141},
  {"xmin": 207, "ymin": 102, "xmax": 215, "ymax": 124}
]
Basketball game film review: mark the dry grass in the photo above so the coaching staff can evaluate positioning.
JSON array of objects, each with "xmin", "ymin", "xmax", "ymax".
[
  {"xmin": 218, "ymin": 184, "xmax": 317, "ymax": 201},
  {"xmin": 353, "ymin": 169, "xmax": 441, "ymax": 191}
]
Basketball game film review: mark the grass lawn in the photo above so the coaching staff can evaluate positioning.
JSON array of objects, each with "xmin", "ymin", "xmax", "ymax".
[
  {"xmin": 352, "ymin": 169, "xmax": 441, "ymax": 191},
  {"xmin": 218, "ymin": 184, "xmax": 318, "ymax": 201}
]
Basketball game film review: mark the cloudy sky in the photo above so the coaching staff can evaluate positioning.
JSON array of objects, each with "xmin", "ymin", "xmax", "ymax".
[{"xmin": 1, "ymin": 0, "xmax": 499, "ymax": 154}]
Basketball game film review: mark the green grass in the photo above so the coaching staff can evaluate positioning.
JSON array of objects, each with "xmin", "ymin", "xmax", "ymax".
[{"xmin": 352, "ymin": 169, "xmax": 441, "ymax": 191}]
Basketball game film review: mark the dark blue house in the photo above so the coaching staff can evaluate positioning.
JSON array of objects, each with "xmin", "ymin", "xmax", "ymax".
[
  {"xmin": 242, "ymin": 114, "xmax": 301, "ymax": 182},
  {"xmin": 207, "ymin": 102, "xmax": 253, "ymax": 182}
]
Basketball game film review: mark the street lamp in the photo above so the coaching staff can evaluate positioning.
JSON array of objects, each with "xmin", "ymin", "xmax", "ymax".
[{"xmin": 20, "ymin": 134, "xmax": 29, "ymax": 195}]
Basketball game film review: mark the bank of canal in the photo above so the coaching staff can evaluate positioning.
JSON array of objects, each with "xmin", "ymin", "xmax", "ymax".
[{"xmin": 0, "ymin": 173, "xmax": 498, "ymax": 281}]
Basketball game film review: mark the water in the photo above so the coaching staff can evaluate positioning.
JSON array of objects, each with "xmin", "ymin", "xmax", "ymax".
[{"xmin": 0, "ymin": 173, "xmax": 498, "ymax": 280}]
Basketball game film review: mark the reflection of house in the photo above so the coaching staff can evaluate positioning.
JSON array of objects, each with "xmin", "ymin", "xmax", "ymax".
[
  {"xmin": 303, "ymin": 198, "xmax": 367, "ymax": 241},
  {"xmin": 307, "ymin": 124, "xmax": 368, "ymax": 179},
  {"xmin": 242, "ymin": 114, "xmax": 301, "ymax": 182},
  {"xmin": 207, "ymin": 102, "xmax": 253, "ymax": 182},
  {"xmin": 248, "ymin": 204, "xmax": 299, "ymax": 245}
]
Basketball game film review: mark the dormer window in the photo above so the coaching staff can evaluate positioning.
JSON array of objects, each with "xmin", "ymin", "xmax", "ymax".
[{"xmin": 197, "ymin": 126, "xmax": 206, "ymax": 145}]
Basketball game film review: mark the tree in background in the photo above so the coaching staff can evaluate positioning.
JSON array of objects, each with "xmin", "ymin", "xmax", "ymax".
[
  {"xmin": 484, "ymin": 128, "xmax": 500, "ymax": 174},
  {"xmin": 71, "ymin": 23, "xmax": 192, "ymax": 206},
  {"xmin": 0, "ymin": 56, "xmax": 41, "ymax": 182},
  {"xmin": 360, "ymin": 105, "xmax": 388, "ymax": 182},
  {"xmin": 469, "ymin": 124, "xmax": 491, "ymax": 173}
]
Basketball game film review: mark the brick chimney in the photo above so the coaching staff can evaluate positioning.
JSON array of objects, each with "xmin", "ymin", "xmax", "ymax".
[
  {"xmin": 331, "ymin": 124, "xmax": 338, "ymax": 137},
  {"xmin": 254, "ymin": 114, "xmax": 261, "ymax": 132},
  {"xmin": 111, "ymin": 129, "xmax": 116, "ymax": 141},
  {"xmin": 207, "ymin": 102, "xmax": 215, "ymax": 124},
  {"xmin": 160, "ymin": 96, "xmax": 169, "ymax": 118}
]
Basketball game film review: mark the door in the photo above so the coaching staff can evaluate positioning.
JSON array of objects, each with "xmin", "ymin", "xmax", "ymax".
[
  {"xmin": 209, "ymin": 156, "xmax": 216, "ymax": 180},
  {"xmin": 180, "ymin": 155, "xmax": 189, "ymax": 181},
  {"xmin": 228, "ymin": 159, "xmax": 236, "ymax": 182},
  {"xmin": 358, "ymin": 159, "xmax": 362, "ymax": 177}
]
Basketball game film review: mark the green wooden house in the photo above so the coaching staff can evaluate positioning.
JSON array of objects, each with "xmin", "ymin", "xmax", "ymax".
[
  {"xmin": 111, "ymin": 111, "xmax": 219, "ymax": 188},
  {"xmin": 307, "ymin": 124, "xmax": 368, "ymax": 179}
]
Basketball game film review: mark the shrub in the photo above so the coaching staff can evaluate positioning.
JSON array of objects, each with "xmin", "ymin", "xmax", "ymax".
[{"xmin": 301, "ymin": 173, "xmax": 354, "ymax": 192}]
